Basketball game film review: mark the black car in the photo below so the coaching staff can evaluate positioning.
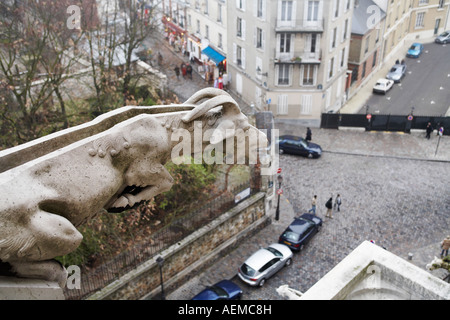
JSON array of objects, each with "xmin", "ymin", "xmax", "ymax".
[
  {"xmin": 277, "ymin": 135, "xmax": 322, "ymax": 158},
  {"xmin": 279, "ymin": 213, "xmax": 322, "ymax": 252}
]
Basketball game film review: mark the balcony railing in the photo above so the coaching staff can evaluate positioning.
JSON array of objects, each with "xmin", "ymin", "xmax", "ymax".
[
  {"xmin": 275, "ymin": 50, "xmax": 322, "ymax": 64},
  {"xmin": 275, "ymin": 19, "xmax": 324, "ymax": 33}
]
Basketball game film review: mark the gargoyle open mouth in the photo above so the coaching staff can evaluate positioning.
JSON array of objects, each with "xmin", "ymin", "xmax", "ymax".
[{"xmin": 106, "ymin": 185, "xmax": 151, "ymax": 213}]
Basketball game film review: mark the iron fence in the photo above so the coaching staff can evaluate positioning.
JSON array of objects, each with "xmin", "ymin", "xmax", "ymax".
[
  {"xmin": 321, "ymin": 113, "xmax": 450, "ymax": 135},
  {"xmin": 63, "ymin": 182, "xmax": 256, "ymax": 300}
]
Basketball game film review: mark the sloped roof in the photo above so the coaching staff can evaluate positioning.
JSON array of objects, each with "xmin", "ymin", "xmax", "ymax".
[{"xmin": 352, "ymin": 0, "xmax": 386, "ymax": 36}]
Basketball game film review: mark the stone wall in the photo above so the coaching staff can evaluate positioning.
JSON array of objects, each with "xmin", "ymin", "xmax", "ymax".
[{"xmin": 87, "ymin": 192, "xmax": 269, "ymax": 300}]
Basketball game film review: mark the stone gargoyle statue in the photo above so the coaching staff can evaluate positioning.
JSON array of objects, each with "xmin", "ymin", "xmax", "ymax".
[{"xmin": 0, "ymin": 88, "xmax": 268, "ymax": 287}]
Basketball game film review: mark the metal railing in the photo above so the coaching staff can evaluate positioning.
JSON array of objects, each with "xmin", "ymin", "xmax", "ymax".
[{"xmin": 63, "ymin": 182, "xmax": 256, "ymax": 300}]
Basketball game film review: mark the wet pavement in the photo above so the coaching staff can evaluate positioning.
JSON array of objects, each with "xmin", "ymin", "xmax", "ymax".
[
  {"xmin": 144, "ymin": 33, "xmax": 450, "ymax": 300},
  {"xmin": 166, "ymin": 127, "xmax": 449, "ymax": 300}
]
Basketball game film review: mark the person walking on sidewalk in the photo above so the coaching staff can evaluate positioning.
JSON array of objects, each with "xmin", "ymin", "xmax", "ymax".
[
  {"xmin": 186, "ymin": 63, "xmax": 193, "ymax": 79},
  {"xmin": 426, "ymin": 122, "xmax": 433, "ymax": 139},
  {"xmin": 174, "ymin": 66, "xmax": 180, "ymax": 80},
  {"xmin": 181, "ymin": 63, "xmax": 187, "ymax": 78},
  {"xmin": 308, "ymin": 195, "xmax": 317, "ymax": 215},
  {"xmin": 334, "ymin": 194, "xmax": 342, "ymax": 212},
  {"xmin": 325, "ymin": 197, "xmax": 333, "ymax": 218},
  {"xmin": 306, "ymin": 127, "xmax": 312, "ymax": 142},
  {"xmin": 440, "ymin": 236, "xmax": 450, "ymax": 257}
]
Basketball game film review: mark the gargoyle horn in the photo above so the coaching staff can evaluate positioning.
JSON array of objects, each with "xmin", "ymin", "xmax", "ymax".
[{"xmin": 181, "ymin": 92, "xmax": 241, "ymax": 123}]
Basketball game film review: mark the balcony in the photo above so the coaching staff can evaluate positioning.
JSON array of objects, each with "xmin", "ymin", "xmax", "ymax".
[
  {"xmin": 275, "ymin": 50, "xmax": 322, "ymax": 65},
  {"xmin": 275, "ymin": 19, "xmax": 324, "ymax": 33}
]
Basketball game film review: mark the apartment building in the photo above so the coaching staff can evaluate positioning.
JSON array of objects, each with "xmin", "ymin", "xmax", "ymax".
[
  {"xmin": 227, "ymin": 0, "xmax": 354, "ymax": 126},
  {"xmin": 409, "ymin": 0, "xmax": 450, "ymax": 38},
  {"xmin": 347, "ymin": 0, "xmax": 386, "ymax": 98}
]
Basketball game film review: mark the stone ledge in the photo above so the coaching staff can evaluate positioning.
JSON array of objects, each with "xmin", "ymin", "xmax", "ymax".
[{"xmin": 0, "ymin": 276, "xmax": 64, "ymax": 300}]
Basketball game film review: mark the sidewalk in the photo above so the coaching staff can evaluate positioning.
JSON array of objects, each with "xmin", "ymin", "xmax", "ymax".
[{"xmin": 341, "ymin": 36, "xmax": 436, "ymax": 114}]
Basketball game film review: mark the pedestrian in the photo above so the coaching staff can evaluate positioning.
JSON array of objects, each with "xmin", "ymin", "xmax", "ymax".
[
  {"xmin": 181, "ymin": 63, "xmax": 187, "ymax": 78},
  {"xmin": 325, "ymin": 197, "xmax": 333, "ymax": 218},
  {"xmin": 218, "ymin": 75, "xmax": 224, "ymax": 90},
  {"xmin": 440, "ymin": 236, "xmax": 450, "ymax": 257},
  {"xmin": 334, "ymin": 194, "xmax": 342, "ymax": 212},
  {"xmin": 308, "ymin": 195, "xmax": 317, "ymax": 215},
  {"xmin": 306, "ymin": 127, "xmax": 312, "ymax": 141},
  {"xmin": 174, "ymin": 66, "xmax": 180, "ymax": 80},
  {"xmin": 157, "ymin": 52, "xmax": 163, "ymax": 66},
  {"xmin": 426, "ymin": 122, "xmax": 433, "ymax": 139},
  {"xmin": 186, "ymin": 63, "xmax": 193, "ymax": 79}
]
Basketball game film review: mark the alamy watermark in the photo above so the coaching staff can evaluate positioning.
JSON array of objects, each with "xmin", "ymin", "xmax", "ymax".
[
  {"xmin": 366, "ymin": 5, "xmax": 382, "ymax": 30},
  {"xmin": 169, "ymin": 122, "xmax": 279, "ymax": 177},
  {"xmin": 66, "ymin": 265, "xmax": 81, "ymax": 289},
  {"xmin": 67, "ymin": 5, "xmax": 81, "ymax": 30}
]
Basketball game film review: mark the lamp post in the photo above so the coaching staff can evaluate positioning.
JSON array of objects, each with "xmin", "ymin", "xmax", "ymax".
[
  {"xmin": 275, "ymin": 175, "xmax": 283, "ymax": 221},
  {"xmin": 156, "ymin": 256, "xmax": 165, "ymax": 300}
]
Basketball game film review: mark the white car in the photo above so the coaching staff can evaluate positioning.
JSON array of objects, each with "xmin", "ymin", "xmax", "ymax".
[
  {"xmin": 373, "ymin": 78, "xmax": 394, "ymax": 94},
  {"xmin": 237, "ymin": 243, "xmax": 293, "ymax": 287}
]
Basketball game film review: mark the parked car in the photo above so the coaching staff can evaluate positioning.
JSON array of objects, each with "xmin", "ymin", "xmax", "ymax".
[
  {"xmin": 386, "ymin": 63, "xmax": 406, "ymax": 83},
  {"xmin": 373, "ymin": 78, "xmax": 394, "ymax": 94},
  {"xmin": 191, "ymin": 280, "xmax": 243, "ymax": 300},
  {"xmin": 277, "ymin": 135, "xmax": 322, "ymax": 158},
  {"xmin": 237, "ymin": 243, "xmax": 293, "ymax": 287},
  {"xmin": 279, "ymin": 213, "xmax": 322, "ymax": 252},
  {"xmin": 435, "ymin": 31, "xmax": 450, "ymax": 44},
  {"xmin": 406, "ymin": 42, "xmax": 424, "ymax": 58}
]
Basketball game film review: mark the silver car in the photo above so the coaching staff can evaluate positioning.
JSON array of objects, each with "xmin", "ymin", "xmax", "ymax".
[
  {"xmin": 386, "ymin": 63, "xmax": 406, "ymax": 83},
  {"xmin": 435, "ymin": 31, "xmax": 450, "ymax": 44},
  {"xmin": 237, "ymin": 243, "xmax": 293, "ymax": 287}
]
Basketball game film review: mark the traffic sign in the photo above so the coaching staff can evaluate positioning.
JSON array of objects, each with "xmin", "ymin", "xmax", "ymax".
[
  {"xmin": 277, "ymin": 168, "xmax": 282, "ymax": 174},
  {"xmin": 407, "ymin": 115, "xmax": 413, "ymax": 121},
  {"xmin": 366, "ymin": 114, "xmax": 372, "ymax": 120},
  {"xmin": 439, "ymin": 127, "xmax": 444, "ymax": 136},
  {"xmin": 277, "ymin": 189, "xmax": 283, "ymax": 195}
]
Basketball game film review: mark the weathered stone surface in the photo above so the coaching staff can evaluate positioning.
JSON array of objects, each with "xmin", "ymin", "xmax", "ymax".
[{"xmin": 0, "ymin": 89, "xmax": 267, "ymax": 288}]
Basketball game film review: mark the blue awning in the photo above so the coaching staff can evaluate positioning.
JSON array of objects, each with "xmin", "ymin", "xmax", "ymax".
[{"xmin": 201, "ymin": 46, "xmax": 226, "ymax": 65}]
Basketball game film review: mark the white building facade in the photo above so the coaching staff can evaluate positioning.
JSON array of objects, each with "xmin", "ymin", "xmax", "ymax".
[{"xmin": 227, "ymin": 0, "xmax": 354, "ymax": 126}]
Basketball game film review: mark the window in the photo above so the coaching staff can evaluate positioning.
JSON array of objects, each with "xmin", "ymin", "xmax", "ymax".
[
  {"xmin": 301, "ymin": 95, "xmax": 312, "ymax": 115},
  {"xmin": 257, "ymin": 0, "xmax": 265, "ymax": 18},
  {"xmin": 331, "ymin": 27, "xmax": 337, "ymax": 49},
  {"xmin": 361, "ymin": 61, "xmax": 367, "ymax": 79},
  {"xmin": 365, "ymin": 35, "xmax": 370, "ymax": 53},
  {"xmin": 372, "ymin": 50, "xmax": 377, "ymax": 67},
  {"xmin": 415, "ymin": 12, "xmax": 425, "ymax": 28},
  {"xmin": 280, "ymin": 33, "xmax": 291, "ymax": 53},
  {"xmin": 277, "ymin": 64, "xmax": 291, "ymax": 85},
  {"xmin": 280, "ymin": 1, "xmax": 293, "ymax": 21},
  {"xmin": 307, "ymin": 1, "xmax": 320, "ymax": 21},
  {"xmin": 340, "ymin": 48, "xmax": 346, "ymax": 68},
  {"xmin": 196, "ymin": 19, "xmax": 200, "ymax": 33},
  {"xmin": 334, "ymin": 0, "xmax": 340, "ymax": 18},
  {"xmin": 310, "ymin": 33, "xmax": 317, "ymax": 52},
  {"xmin": 277, "ymin": 95, "xmax": 288, "ymax": 115},
  {"xmin": 237, "ymin": 0, "xmax": 246, "ymax": 11},
  {"xmin": 343, "ymin": 19, "xmax": 348, "ymax": 41},
  {"xmin": 218, "ymin": 33, "xmax": 223, "ymax": 49},
  {"xmin": 237, "ymin": 18, "xmax": 245, "ymax": 39},
  {"xmin": 204, "ymin": 0, "xmax": 209, "ymax": 14},
  {"xmin": 301, "ymin": 65, "xmax": 316, "ymax": 86},
  {"xmin": 233, "ymin": 43, "xmax": 246, "ymax": 69},
  {"xmin": 256, "ymin": 28, "xmax": 265, "ymax": 49},
  {"xmin": 217, "ymin": 4, "xmax": 222, "ymax": 22},
  {"xmin": 328, "ymin": 57, "xmax": 335, "ymax": 79}
]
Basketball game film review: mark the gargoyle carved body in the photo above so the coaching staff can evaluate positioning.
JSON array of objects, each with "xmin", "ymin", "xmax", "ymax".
[{"xmin": 0, "ymin": 89, "xmax": 267, "ymax": 287}]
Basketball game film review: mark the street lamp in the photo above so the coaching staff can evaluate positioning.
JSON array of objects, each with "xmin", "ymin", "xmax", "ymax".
[
  {"xmin": 156, "ymin": 256, "xmax": 165, "ymax": 300},
  {"xmin": 275, "ymin": 175, "xmax": 283, "ymax": 221}
]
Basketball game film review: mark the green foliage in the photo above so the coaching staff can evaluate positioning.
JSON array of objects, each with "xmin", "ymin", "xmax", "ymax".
[{"xmin": 57, "ymin": 158, "xmax": 218, "ymax": 269}]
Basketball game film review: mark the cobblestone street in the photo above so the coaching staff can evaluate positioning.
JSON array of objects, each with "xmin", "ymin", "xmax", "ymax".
[
  {"xmin": 143, "ymin": 32, "xmax": 450, "ymax": 300},
  {"xmin": 167, "ymin": 128, "xmax": 450, "ymax": 300}
]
